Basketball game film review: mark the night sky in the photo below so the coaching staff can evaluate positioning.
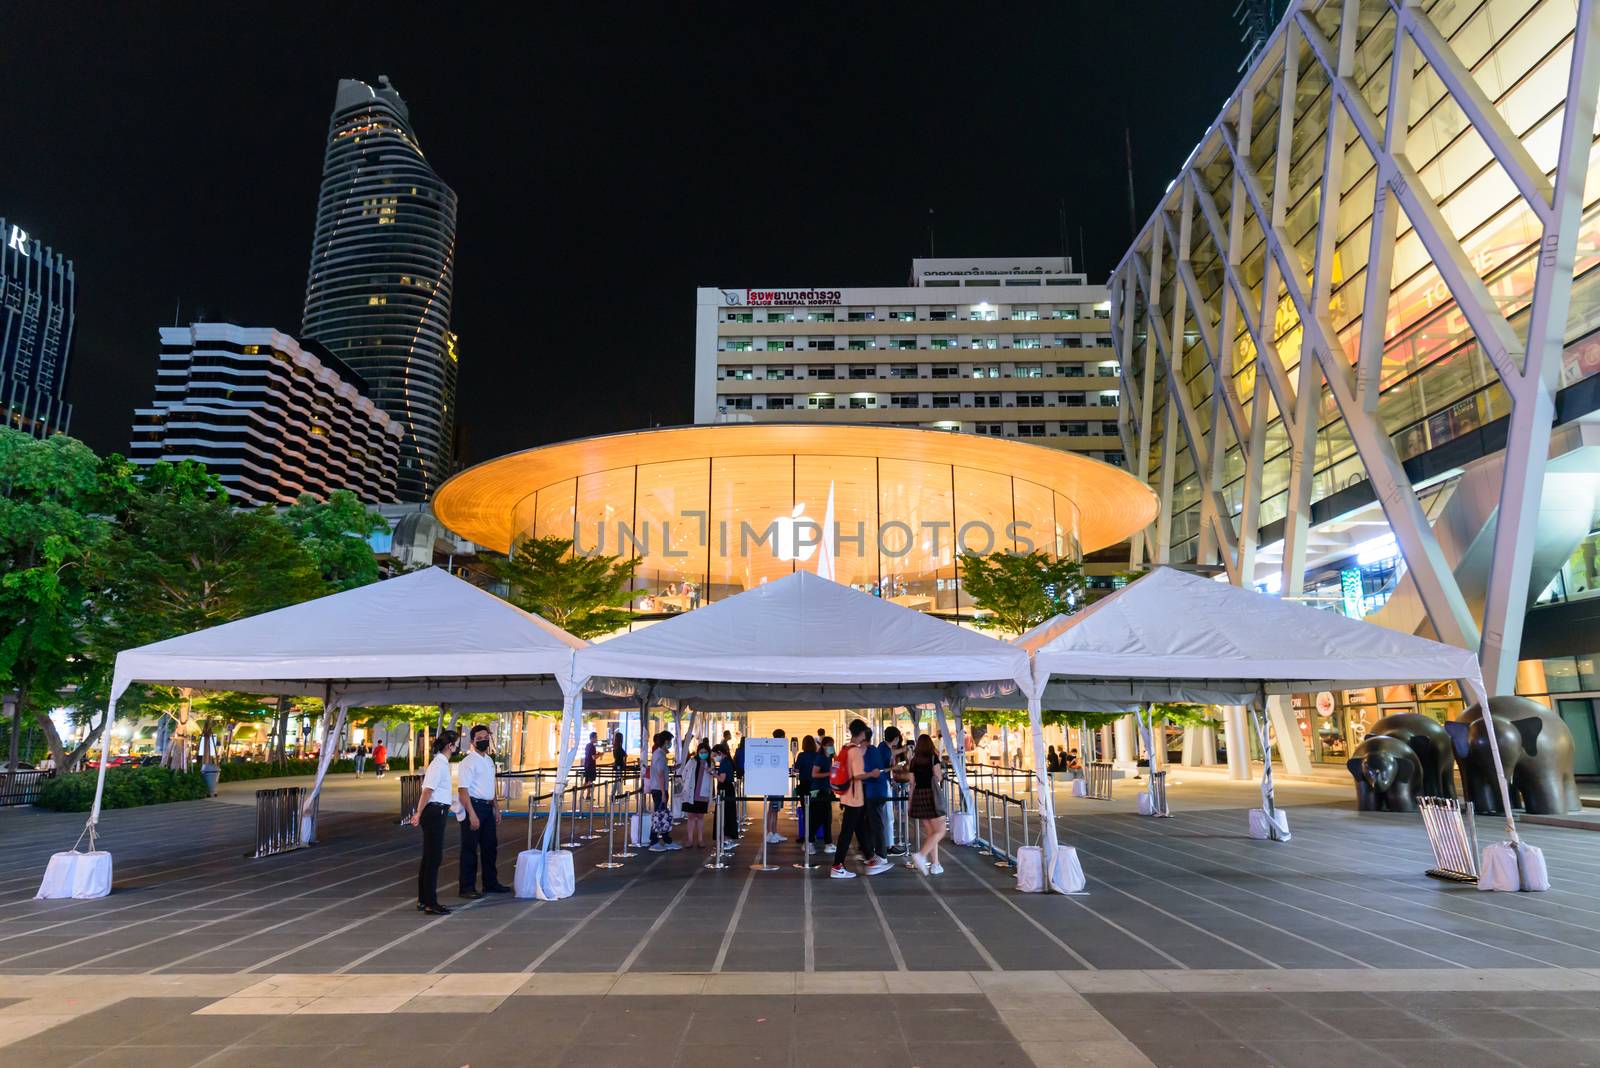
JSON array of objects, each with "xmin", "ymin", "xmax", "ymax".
[{"xmin": 1, "ymin": 2, "xmax": 1245, "ymax": 468}]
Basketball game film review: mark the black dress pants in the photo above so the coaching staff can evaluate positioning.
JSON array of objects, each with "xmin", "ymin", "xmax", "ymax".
[
  {"xmin": 418, "ymin": 803, "xmax": 448, "ymax": 907},
  {"xmin": 459, "ymin": 798, "xmax": 500, "ymax": 891}
]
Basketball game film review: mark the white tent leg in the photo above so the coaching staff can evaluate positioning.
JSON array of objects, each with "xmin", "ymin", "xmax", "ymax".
[
  {"xmin": 935, "ymin": 697, "xmax": 974, "ymax": 817},
  {"xmin": 1248, "ymin": 701, "xmax": 1289, "ymax": 842},
  {"xmin": 1026, "ymin": 691, "xmax": 1061, "ymax": 890},
  {"xmin": 301, "ymin": 698, "xmax": 348, "ymax": 844},
  {"xmin": 542, "ymin": 688, "xmax": 586, "ymax": 852},
  {"xmin": 84, "ymin": 698, "xmax": 119, "ymax": 849}
]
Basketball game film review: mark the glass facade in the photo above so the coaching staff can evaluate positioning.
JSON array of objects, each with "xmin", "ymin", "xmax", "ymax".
[
  {"xmin": 1116, "ymin": 0, "xmax": 1600, "ymax": 567},
  {"xmin": 509, "ymin": 452, "xmax": 1082, "ymax": 620}
]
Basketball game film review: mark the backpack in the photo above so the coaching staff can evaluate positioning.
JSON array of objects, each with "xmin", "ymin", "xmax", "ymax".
[{"xmin": 829, "ymin": 744, "xmax": 854, "ymax": 795}]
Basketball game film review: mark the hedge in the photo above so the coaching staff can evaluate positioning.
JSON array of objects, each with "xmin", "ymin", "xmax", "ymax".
[
  {"xmin": 217, "ymin": 759, "xmax": 360, "ymax": 782},
  {"xmin": 36, "ymin": 766, "xmax": 210, "ymax": 812}
]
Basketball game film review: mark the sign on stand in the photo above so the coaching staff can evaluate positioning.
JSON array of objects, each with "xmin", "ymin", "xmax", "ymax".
[{"xmin": 743, "ymin": 737, "xmax": 790, "ymax": 797}]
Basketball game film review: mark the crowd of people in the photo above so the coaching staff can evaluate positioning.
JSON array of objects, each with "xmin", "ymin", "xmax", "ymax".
[{"xmin": 404, "ymin": 717, "xmax": 967, "ymax": 914}]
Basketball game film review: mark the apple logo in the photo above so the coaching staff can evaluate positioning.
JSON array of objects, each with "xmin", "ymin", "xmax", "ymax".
[{"xmin": 771, "ymin": 502, "xmax": 819, "ymax": 562}]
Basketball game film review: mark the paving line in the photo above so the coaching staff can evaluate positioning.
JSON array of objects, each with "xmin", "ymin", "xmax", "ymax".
[
  {"xmin": 802, "ymin": 861, "xmax": 815, "ymax": 973},
  {"xmin": 860, "ymin": 872, "xmax": 907, "ymax": 972},
  {"xmin": 0, "ymin": 835, "xmax": 414, "ymax": 965},
  {"xmin": 1071, "ymin": 819, "xmax": 1470, "ymax": 969},
  {"xmin": 1176, "ymin": 808, "xmax": 1600, "ymax": 949},
  {"xmin": 521, "ymin": 857, "xmax": 666, "ymax": 973},
  {"xmin": 1164, "ymin": 810, "xmax": 1596, "ymax": 967},
  {"xmin": 915, "ymin": 854, "xmax": 1001, "ymax": 972},
  {"xmin": 710, "ymin": 868, "xmax": 756, "ymax": 973},
  {"xmin": 50, "ymin": 839, "xmax": 438, "ymax": 974},
  {"xmin": 1239, "ymin": 810, "xmax": 1600, "ymax": 923},
  {"xmin": 618, "ymin": 864, "xmax": 705, "ymax": 974},
  {"xmin": 941, "ymin": 847, "xmax": 1095, "ymax": 970},
  {"xmin": 1062, "ymin": 828, "xmax": 1373, "ymax": 969}
]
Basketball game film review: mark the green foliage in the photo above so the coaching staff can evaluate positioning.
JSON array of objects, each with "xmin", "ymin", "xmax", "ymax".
[
  {"xmin": 963, "ymin": 707, "xmax": 1128, "ymax": 732},
  {"xmin": 958, "ymin": 550, "xmax": 1086, "ymax": 636},
  {"xmin": 88, "ymin": 466, "xmax": 327, "ymax": 653},
  {"xmin": 1149, "ymin": 702, "xmax": 1213, "ymax": 727},
  {"xmin": 35, "ymin": 766, "xmax": 209, "ymax": 811},
  {"xmin": 492, "ymin": 535, "xmax": 640, "ymax": 638},
  {"xmin": 217, "ymin": 758, "xmax": 358, "ymax": 782},
  {"xmin": 276, "ymin": 491, "xmax": 387, "ymax": 591}
]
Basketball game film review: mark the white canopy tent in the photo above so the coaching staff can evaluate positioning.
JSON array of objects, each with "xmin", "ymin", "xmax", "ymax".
[
  {"xmin": 549, "ymin": 571, "xmax": 1076, "ymax": 887},
  {"xmin": 41, "ymin": 568, "xmax": 608, "ymax": 899},
  {"xmin": 1021, "ymin": 566, "xmax": 1518, "ymax": 849}
]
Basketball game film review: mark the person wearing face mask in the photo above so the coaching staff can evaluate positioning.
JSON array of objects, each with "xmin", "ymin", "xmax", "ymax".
[
  {"xmin": 680, "ymin": 741, "xmax": 715, "ymax": 847},
  {"xmin": 410, "ymin": 729, "xmax": 460, "ymax": 916},
  {"xmin": 457, "ymin": 723, "xmax": 510, "ymax": 899},
  {"xmin": 808, "ymin": 735, "xmax": 836, "ymax": 854}
]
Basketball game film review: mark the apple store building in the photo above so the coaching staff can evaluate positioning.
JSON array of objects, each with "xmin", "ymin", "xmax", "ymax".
[{"xmin": 433, "ymin": 424, "xmax": 1156, "ymax": 624}]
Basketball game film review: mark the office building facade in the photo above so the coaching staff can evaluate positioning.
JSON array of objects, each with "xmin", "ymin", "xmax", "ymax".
[
  {"xmin": 1111, "ymin": 0, "xmax": 1600, "ymax": 767},
  {"xmin": 301, "ymin": 76, "xmax": 459, "ymax": 502},
  {"xmin": 131, "ymin": 323, "xmax": 402, "ymax": 506},
  {"xmin": 695, "ymin": 258, "xmax": 1120, "ymax": 463},
  {"xmin": 0, "ymin": 218, "xmax": 74, "ymax": 437}
]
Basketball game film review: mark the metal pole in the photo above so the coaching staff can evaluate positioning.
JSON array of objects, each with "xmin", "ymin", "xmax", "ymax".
[
  {"xmin": 996, "ymin": 796, "xmax": 1013, "ymax": 868},
  {"xmin": 597, "ymin": 775, "xmax": 624, "ymax": 868},
  {"xmin": 705, "ymin": 788, "xmax": 728, "ymax": 870}
]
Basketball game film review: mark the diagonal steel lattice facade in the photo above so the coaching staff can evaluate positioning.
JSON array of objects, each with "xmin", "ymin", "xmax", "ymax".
[{"xmin": 1111, "ymin": 0, "xmax": 1600, "ymax": 695}]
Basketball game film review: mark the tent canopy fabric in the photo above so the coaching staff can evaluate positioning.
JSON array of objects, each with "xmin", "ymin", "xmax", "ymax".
[
  {"xmin": 573, "ymin": 570, "xmax": 1033, "ymax": 704},
  {"xmin": 1024, "ymin": 566, "xmax": 1486, "ymax": 704},
  {"xmin": 107, "ymin": 567, "xmax": 596, "ymax": 706}
]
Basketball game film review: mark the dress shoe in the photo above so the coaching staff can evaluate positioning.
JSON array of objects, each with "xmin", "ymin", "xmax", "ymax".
[
  {"xmin": 421, "ymin": 904, "xmax": 451, "ymax": 916},
  {"xmin": 484, "ymin": 885, "xmax": 512, "ymax": 894},
  {"xmin": 459, "ymin": 889, "xmax": 483, "ymax": 899}
]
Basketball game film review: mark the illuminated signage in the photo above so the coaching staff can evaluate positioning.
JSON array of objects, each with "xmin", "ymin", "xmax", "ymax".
[
  {"xmin": 1340, "ymin": 567, "xmax": 1363, "ymax": 619},
  {"xmin": 722, "ymin": 288, "xmax": 842, "ymax": 307},
  {"xmin": 7, "ymin": 225, "xmax": 29, "ymax": 257}
]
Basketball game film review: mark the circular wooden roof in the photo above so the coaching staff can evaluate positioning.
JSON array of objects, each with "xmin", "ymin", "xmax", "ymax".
[{"xmin": 433, "ymin": 423, "xmax": 1157, "ymax": 554}]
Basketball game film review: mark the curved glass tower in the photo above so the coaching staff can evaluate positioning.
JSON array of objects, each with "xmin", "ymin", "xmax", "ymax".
[{"xmin": 302, "ymin": 76, "xmax": 458, "ymax": 501}]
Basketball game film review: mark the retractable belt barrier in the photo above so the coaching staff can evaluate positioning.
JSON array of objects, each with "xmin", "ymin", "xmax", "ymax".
[
  {"xmin": 251, "ymin": 786, "xmax": 305, "ymax": 858},
  {"xmin": 1419, "ymin": 796, "xmax": 1480, "ymax": 883},
  {"xmin": 1086, "ymin": 762, "xmax": 1114, "ymax": 800}
]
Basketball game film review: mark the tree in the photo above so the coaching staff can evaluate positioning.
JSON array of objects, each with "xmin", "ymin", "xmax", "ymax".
[
  {"xmin": 276, "ymin": 491, "xmax": 388, "ymax": 591},
  {"xmin": 959, "ymin": 549, "xmax": 1086, "ymax": 636},
  {"xmin": 491, "ymin": 535, "xmax": 640, "ymax": 638},
  {"xmin": 0, "ymin": 430, "xmax": 126, "ymax": 778},
  {"xmin": 88, "ymin": 464, "xmax": 327, "ymax": 767}
]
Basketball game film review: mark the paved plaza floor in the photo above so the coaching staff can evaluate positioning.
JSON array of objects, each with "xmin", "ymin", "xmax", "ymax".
[{"xmin": 4, "ymin": 774, "xmax": 1600, "ymax": 1066}]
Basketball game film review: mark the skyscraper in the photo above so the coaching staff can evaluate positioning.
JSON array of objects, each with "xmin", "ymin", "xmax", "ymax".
[
  {"xmin": 0, "ymin": 218, "xmax": 75, "ymax": 438},
  {"xmin": 302, "ymin": 76, "xmax": 458, "ymax": 501}
]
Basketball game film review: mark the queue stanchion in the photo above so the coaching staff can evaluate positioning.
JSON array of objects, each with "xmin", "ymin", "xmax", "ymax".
[
  {"xmin": 581, "ymin": 777, "xmax": 601, "ymax": 840},
  {"xmin": 751, "ymin": 795, "xmax": 778, "ymax": 872},
  {"xmin": 596, "ymin": 779, "xmax": 625, "ymax": 868},
  {"xmin": 791, "ymin": 792, "xmax": 813, "ymax": 871},
  {"xmin": 977, "ymin": 788, "xmax": 995, "ymax": 856},
  {"xmin": 527, "ymin": 793, "xmax": 536, "ymax": 852},
  {"xmin": 996, "ymin": 794, "xmax": 1013, "ymax": 868},
  {"xmin": 704, "ymin": 790, "xmax": 728, "ymax": 870},
  {"xmin": 613, "ymin": 783, "xmax": 639, "ymax": 860}
]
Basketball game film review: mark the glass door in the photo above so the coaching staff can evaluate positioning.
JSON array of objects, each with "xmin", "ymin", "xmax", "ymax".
[{"xmin": 1556, "ymin": 699, "xmax": 1600, "ymax": 778}]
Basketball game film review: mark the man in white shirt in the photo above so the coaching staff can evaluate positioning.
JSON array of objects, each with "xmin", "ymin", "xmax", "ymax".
[{"xmin": 457, "ymin": 724, "xmax": 510, "ymax": 897}]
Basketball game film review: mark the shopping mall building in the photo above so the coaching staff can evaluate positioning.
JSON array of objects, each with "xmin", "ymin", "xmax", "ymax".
[
  {"xmin": 1109, "ymin": 0, "xmax": 1600, "ymax": 770},
  {"xmin": 433, "ymin": 423, "xmax": 1155, "ymax": 622}
]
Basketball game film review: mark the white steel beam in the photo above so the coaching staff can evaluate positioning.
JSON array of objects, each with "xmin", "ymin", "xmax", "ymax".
[
  {"xmin": 1398, "ymin": 4, "xmax": 1554, "ymax": 220},
  {"xmin": 1133, "ymin": 231, "xmax": 1165, "ymax": 566},
  {"xmin": 1220, "ymin": 120, "xmax": 1480, "ymax": 650},
  {"xmin": 1479, "ymin": 0, "xmax": 1600, "ymax": 694}
]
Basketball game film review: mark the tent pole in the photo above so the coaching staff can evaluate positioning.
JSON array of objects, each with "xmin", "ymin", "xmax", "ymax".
[
  {"xmin": 542, "ymin": 687, "xmax": 585, "ymax": 853},
  {"xmin": 83, "ymin": 697, "xmax": 119, "ymax": 851},
  {"xmin": 935, "ymin": 696, "xmax": 974, "ymax": 819},
  {"xmin": 1248, "ymin": 698, "xmax": 1289, "ymax": 842},
  {"xmin": 1460, "ymin": 676, "xmax": 1520, "ymax": 846},
  {"xmin": 301, "ymin": 687, "xmax": 347, "ymax": 844},
  {"xmin": 1026, "ymin": 689, "xmax": 1058, "ymax": 888}
]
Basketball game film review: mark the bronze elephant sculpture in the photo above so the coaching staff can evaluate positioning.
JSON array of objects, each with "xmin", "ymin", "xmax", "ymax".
[
  {"xmin": 1347, "ymin": 734, "xmax": 1424, "ymax": 811},
  {"xmin": 1444, "ymin": 696, "xmax": 1583, "ymax": 816}
]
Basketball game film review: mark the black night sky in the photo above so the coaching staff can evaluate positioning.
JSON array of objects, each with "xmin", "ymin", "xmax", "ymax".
[{"xmin": 1, "ymin": 2, "xmax": 1244, "ymax": 468}]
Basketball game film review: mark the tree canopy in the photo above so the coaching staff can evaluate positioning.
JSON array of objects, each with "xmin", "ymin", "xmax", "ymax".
[
  {"xmin": 277, "ymin": 491, "xmax": 388, "ymax": 590},
  {"xmin": 491, "ymin": 535, "xmax": 639, "ymax": 638},
  {"xmin": 958, "ymin": 549, "xmax": 1086, "ymax": 636}
]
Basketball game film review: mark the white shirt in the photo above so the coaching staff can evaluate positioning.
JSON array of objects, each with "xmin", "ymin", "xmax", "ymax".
[
  {"xmin": 420, "ymin": 752, "xmax": 454, "ymax": 802},
  {"xmin": 458, "ymin": 749, "xmax": 498, "ymax": 802},
  {"xmin": 646, "ymin": 748, "xmax": 668, "ymax": 791},
  {"xmin": 681, "ymin": 757, "xmax": 714, "ymax": 803}
]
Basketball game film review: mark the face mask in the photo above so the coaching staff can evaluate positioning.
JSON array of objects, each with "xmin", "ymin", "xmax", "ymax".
[
  {"xmin": 474, "ymin": 738, "xmax": 490, "ymax": 753},
  {"xmin": 825, "ymin": 746, "xmax": 835, "ymax": 756}
]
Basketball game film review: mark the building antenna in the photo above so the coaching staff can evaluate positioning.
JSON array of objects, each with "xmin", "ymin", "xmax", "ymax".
[
  {"xmin": 1057, "ymin": 200, "xmax": 1069, "ymax": 263},
  {"xmin": 1123, "ymin": 127, "xmax": 1139, "ymax": 243},
  {"xmin": 926, "ymin": 208, "xmax": 936, "ymax": 259},
  {"xmin": 1078, "ymin": 226, "xmax": 1088, "ymax": 279},
  {"xmin": 173, "ymin": 299, "xmax": 181, "ymax": 328}
]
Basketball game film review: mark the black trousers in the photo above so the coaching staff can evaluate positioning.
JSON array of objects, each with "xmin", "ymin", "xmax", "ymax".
[
  {"xmin": 418, "ymin": 802, "xmax": 448, "ymax": 907},
  {"xmin": 459, "ymin": 798, "xmax": 500, "ymax": 891},
  {"xmin": 835, "ymin": 803, "xmax": 871, "ymax": 863},
  {"xmin": 721, "ymin": 788, "xmax": 739, "ymax": 840},
  {"xmin": 808, "ymin": 791, "xmax": 834, "ymax": 844}
]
